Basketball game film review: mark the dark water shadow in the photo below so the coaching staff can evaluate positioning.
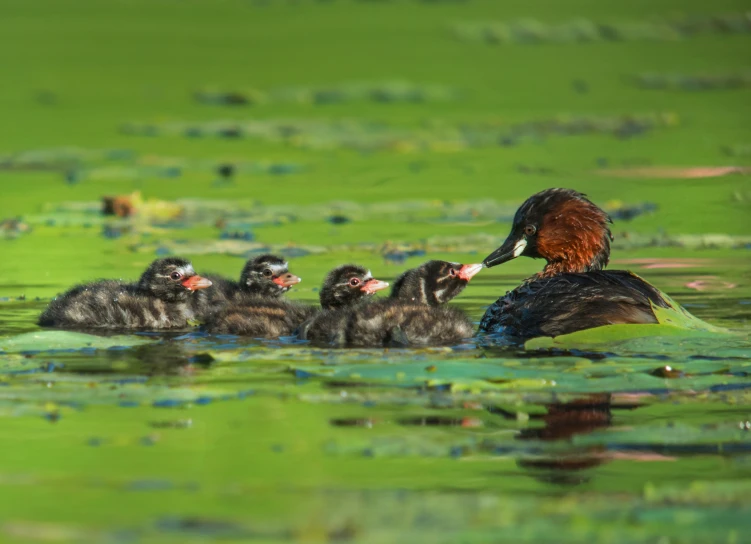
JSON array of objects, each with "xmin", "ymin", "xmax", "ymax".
[
  {"xmin": 47, "ymin": 341, "xmax": 215, "ymax": 377},
  {"xmin": 488, "ymin": 394, "xmax": 639, "ymax": 486}
]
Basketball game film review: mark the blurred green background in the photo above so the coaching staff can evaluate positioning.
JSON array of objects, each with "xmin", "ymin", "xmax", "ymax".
[
  {"xmin": 0, "ymin": 1, "xmax": 750, "ymax": 543},
  {"xmin": 1, "ymin": 0, "xmax": 750, "ymax": 297}
]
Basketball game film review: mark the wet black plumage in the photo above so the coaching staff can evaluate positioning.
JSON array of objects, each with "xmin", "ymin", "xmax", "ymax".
[
  {"xmin": 38, "ymin": 257, "xmax": 212, "ymax": 330},
  {"xmin": 192, "ymin": 254, "xmax": 300, "ymax": 320},
  {"xmin": 480, "ymin": 188, "xmax": 681, "ymax": 342},
  {"xmin": 479, "ymin": 271, "xmax": 671, "ymax": 342},
  {"xmin": 299, "ymin": 260, "xmax": 481, "ymax": 347}
]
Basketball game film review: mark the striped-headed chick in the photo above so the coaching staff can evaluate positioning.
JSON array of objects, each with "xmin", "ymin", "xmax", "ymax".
[
  {"xmin": 38, "ymin": 257, "xmax": 212, "ymax": 330},
  {"xmin": 301, "ymin": 260, "xmax": 482, "ymax": 347},
  {"xmin": 206, "ymin": 264, "xmax": 388, "ymax": 338},
  {"xmin": 193, "ymin": 254, "xmax": 301, "ymax": 320}
]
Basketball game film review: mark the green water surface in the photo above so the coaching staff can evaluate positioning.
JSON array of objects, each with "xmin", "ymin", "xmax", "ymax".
[{"xmin": 1, "ymin": 0, "xmax": 750, "ymax": 542}]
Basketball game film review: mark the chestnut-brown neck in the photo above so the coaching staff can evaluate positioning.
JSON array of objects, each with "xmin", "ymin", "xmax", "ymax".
[
  {"xmin": 538, "ymin": 260, "xmax": 590, "ymax": 278},
  {"xmin": 535, "ymin": 198, "xmax": 612, "ymax": 277}
]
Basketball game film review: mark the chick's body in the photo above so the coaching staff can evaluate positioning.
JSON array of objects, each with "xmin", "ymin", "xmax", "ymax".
[
  {"xmin": 300, "ymin": 260, "xmax": 481, "ymax": 347},
  {"xmin": 38, "ymin": 258, "xmax": 211, "ymax": 330}
]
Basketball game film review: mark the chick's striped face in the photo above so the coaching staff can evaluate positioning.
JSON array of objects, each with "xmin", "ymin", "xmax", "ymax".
[
  {"xmin": 351, "ymin": 270, "xmax": 391, "ymax": 295},
  {"xmin": 140, "ymin": 258, "xmax": 212, "ymax": 301},
  {"xmin": 164, "ymin": 264, "xmax": 195, "ymax": 283},
  {"xmin": 437, "ymin": 262, "xmax": 460, "ymax": 282},
  {"xmin": 163, "ymin": 264, "xmax": 212, "ymax": 292},
  {"xmin": 242, "ymin": 256, "xmax": 301, "ymax": 297},
  {"xmin": 320, "ymin": 265, "xmax": 389, "ymax": 309},
  {"xmin": 343, "ymin": 269, "xmax": 370, "ymax": 290},
  {"xmin": 248, "ymin": 261, "xmax": 289, "ymax": 285},
  {"xmin": 254, "ymin": 262, "xmax": 290, "ymax": 289},
  {"xmin": 263, "ymin": 262, "xmax": 289, "ymax": 279},
  {"xmin": 425, "ymin": 260, "xmax": 483, "ymax": 304}
]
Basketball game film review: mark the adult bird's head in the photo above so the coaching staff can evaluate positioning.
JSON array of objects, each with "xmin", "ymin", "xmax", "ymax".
[{"xmin": 483, "ymin": 188, "xmax": 613, "ymax": 277}]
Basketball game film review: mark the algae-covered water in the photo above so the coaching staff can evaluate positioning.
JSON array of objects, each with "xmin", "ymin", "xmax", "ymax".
[{"xmin": 1, "ymin": 1, "xmax": 751, "ymax": 542}]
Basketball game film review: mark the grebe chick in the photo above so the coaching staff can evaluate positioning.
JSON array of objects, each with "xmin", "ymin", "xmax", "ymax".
[
  {"xmin": 193, "ymin": 254, "xmax": 300, "ymax": 319},
  {"xmin": 300, "ymin": 260, "xmax": 482, "ymax": 347},
  {"xmin": 38, "ymin": 257, "xmax": 212, "ymax": 330},
  {"xmin": 206, "ymin": 264, "xmax": 388, "ymax": 338}
]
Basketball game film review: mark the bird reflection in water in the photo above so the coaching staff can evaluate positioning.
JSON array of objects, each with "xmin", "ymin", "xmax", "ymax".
[{"xmin": 489, "ymin": 394, "xmax": 643, "ymax": 486}]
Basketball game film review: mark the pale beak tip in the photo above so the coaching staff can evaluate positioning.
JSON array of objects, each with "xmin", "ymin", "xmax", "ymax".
[
  {"xmin": 458, "ymin": 263, "xmax": 484, "ymax": 281},
  {"xmin": 183, "ymin": 276, "xmax": 212, "ymax": 291},
  {"xmin": 361, "ymin": 279, "xmax": 390, "ymax": 294}
]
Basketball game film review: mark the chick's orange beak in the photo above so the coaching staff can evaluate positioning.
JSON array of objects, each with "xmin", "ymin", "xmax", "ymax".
[
  {"xmin": 182, "ymin": 275, "xmax": 213, "ymax": 291},
  {"xmin": 273, "ymin": 273, "xmax": 302, "ymax": 288},
  {"xmin": 360, "ymin": 278, "xmax": 390, "ymax": 294},
  {"xmin": 456, "ymin": 263, "xmax": 483, "ymax": 282}
]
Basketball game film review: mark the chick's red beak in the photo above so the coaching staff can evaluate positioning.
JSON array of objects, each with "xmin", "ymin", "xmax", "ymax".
[
  {"xmin": 272, "ymin": 273, "xmax": 301, "ymax": 288},
  {"xmin": 182, "ymin": 275, "xmax": 213, "ymax": 291},
  {"xmin": 360, "ymin": 278, "xmax": 390, "ymax": 294},
  {"xmin": 456, "ymin": 263, "xmax": 483, "ymax": 282}
]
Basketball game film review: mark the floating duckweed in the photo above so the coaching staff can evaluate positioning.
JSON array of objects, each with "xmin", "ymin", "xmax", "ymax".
[
  {"xmin": 0, "ymin": 147, "xmax": 305, "ymax": 182},
  {"xmin": 0, "ymin": 218, "xmax": 31, "ymax": 239},
  {"xmin": 632, "ymin": 72, "xmax": 751, "ymax": 91},
  {"xmin": 723, "ymin": 144, "xmax": 751, "ymax": 157},
  {"xmin": 193, "ymin": 81, "xmax": 457, "ymax": 107},
  {"xmin": 120, "ymin": 113, "xmax": 678, "ymax": 152},
  {"xmin": 453, "ymin": 13, "xmax": 751, "ymax": 45}
]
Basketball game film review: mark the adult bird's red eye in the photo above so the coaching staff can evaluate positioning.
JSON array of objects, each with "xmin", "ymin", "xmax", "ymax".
[
  {"xmin": 170, "ymin": 271, "xmax": 182, "ymax": 281},
  {"xmin": 524, "ymin": 225, "xmax": 537, "ymax": 236},
  {"xmin": 349, "ymin": 278, "xmax": 361, "ymax": 287}
]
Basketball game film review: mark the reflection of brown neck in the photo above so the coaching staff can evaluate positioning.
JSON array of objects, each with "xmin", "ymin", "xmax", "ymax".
[
  {"xmin": 518, "ymin": 395, "xmax": 616, "ymax": 480},
  {"xmin": 489, "ymin": 394, "xmax": 644, "ymax": 485},
  {"xmin": 520, "ymin": 394, "xmax": 614, "ymax": 441},
  {"xmin": 488, "ymin": 395, "xmax": 616, "ymax": 481},
  {"xmin": 487, "ymin": 394, "xmax": 616, "ymax": 442}
]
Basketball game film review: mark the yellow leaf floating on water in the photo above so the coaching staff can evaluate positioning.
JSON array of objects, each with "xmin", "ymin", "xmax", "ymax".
[{"xmin": 130, "ymin": 191, "xmax": 184, "ymax": 221}]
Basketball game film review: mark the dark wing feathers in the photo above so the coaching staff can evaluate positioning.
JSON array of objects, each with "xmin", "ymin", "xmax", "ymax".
[{"xmin": 480, "ymin": 271, "xmax": 670, "ymax": 341}]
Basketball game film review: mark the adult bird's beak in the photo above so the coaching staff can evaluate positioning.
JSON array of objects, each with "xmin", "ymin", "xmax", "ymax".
[
  {"xmin": 483, "ymin": 236, "xmax": 527, "ymax": 268},
  {"xmin": 182, "ymin": 275, "xmax": 213, "ymax": 291},
  {"xmin": 273, "ymin": 273, "xmax": 302, "ymax": 288},
  {"xmin": 360, "ymin": 278, "xmax": 390, "ymax": 294},
  {"xmin": 456, "ymin": 263, "xmax": 483, "ymax": 281}
]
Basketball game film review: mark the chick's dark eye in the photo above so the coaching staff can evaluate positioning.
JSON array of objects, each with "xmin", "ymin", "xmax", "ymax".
[
  {"xmin": 449, "ymin": 268, "xmax": 456, "ymax": 277},
  {"xmin": 524, "ymin": 225, "xmax": 537, "ymax": 236},
  {"xmin": 170, "ymin": 271, "xmax": 182, "ymax": 281},
  {"xmin": 263, "ymin": 269, "xmax": 272, "ymax": 277},
  {"xmin": 349, "ymin": 278, "xmax": 361, "ymax": 287}
]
